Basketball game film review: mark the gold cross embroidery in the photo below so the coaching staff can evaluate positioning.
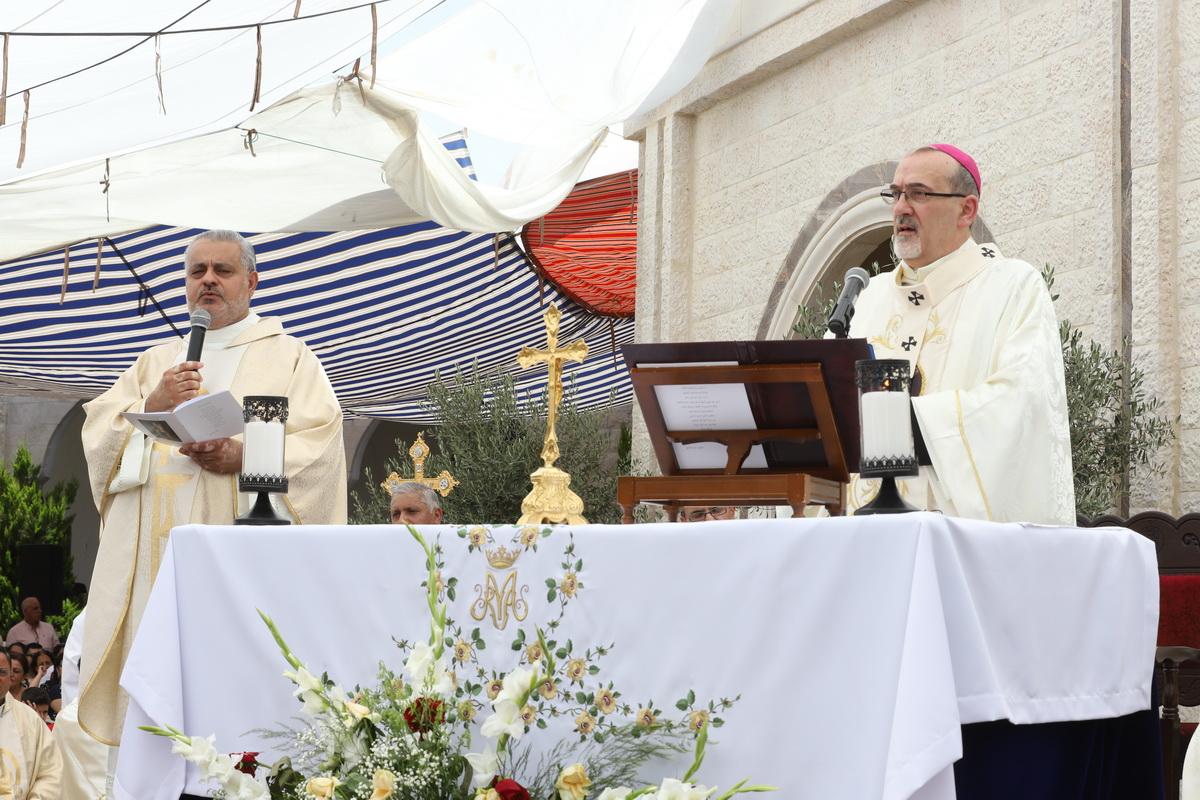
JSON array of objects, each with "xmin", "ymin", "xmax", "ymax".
[{"xmin": 149, "ymin": 442, "xmax": 193, "ymax": 575}]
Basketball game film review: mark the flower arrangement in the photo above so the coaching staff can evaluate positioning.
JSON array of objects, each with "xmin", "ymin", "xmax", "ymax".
[{"xmin": 144, "ymin": 526, "xmax": 774, "ymax": 800}]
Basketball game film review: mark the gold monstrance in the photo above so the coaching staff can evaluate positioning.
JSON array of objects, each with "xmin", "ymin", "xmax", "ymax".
[
  {"xmin": 517, "ymin": 304, "xmax": 588, "ymax": 525},
  {"xmin": 380, "ymin": 432, "xmax": 460, "ymax": 497}
]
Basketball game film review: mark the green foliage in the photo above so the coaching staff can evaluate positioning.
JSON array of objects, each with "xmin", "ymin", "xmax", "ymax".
[
  {"xmin": 789, "ymin": 264, "xmax": 1176, "ymax": 516},
  {"xmin": 790, "ymin": 261, "xmax": 886, "ymax": 340},
  {"xmin": 1043, "ymin": 266, "xmax": 1175, "ymax": 517},
  {"xmin": 0, "ymin": 445, "xmax": 77, "ymax": 628},
  {"xmin": 45, "ymin": 598, "xmax": 83, "ymax": 644},
  {"xmin": 350, "ymin": 365, "xmax": 624, "ymax": 526}
]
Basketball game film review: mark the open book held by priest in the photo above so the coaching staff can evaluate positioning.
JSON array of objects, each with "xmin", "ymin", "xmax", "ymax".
[{"xmin": 120, "ymin": 389, "xmax": 243, "ymax": 444}]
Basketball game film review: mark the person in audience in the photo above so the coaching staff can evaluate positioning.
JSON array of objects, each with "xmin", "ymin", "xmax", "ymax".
[
  {"xmin": 845, "ymin": 143, "xmax": 1073, "ymax": 523},
  {"xmin": 6, "ymin": 597, "xmax": 60, "ymax": 650},
  {"xmin": 28, "ymin": 650, "xmax": 51, "ymax": 689},
  {"xmin": 389, "ymin": 482, "xmax": 445, "ymax": 525},
  {"xmin": 7, "ymin": 642, "xmax": 26, "ymax": 662},
  {"xmin": 38, "ymin": 649, "xmax": 61, "ymax": 715},
  {"xmin": 679, "ymin": 506, "xmax": 737, "ymax": 522},
  {"xmin": 8, "ymin": 652, "xmax": 28, "ymax": 701},
  {"xmin": 21, "ymin": 686, "xmax": 52, "ymax": 727},
  {"xmin": 0, "ymin": 650, "xmax": 62, "ymax": 798},
  {"xmin": 80, "ymin": 229, "xmax": 348, "ymax": 747}
]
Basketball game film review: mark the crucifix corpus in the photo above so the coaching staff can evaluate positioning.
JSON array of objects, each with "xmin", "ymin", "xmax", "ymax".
[
  {"xmin": 380, "ymin": 431, "xmax": 459, "ymax": 497},
  {"xmin": 516, "ymin": 304, "xmax": 589, "ymax": 525}
]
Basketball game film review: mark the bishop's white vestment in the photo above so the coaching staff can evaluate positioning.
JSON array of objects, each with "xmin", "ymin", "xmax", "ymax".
[
  {"xmin": 847, "ymin": 238, "xmax": 1075, "ymax": 524},
  {"xmin": 0, "ymin": 697, "xmax": 61, "ymax": 800},
  {"xmin": 78, "ymin": 314, "xmax": 347, "ymax": 745}
]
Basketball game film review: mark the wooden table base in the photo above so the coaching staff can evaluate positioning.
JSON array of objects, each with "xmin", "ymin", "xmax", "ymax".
[{"xmin": 617, "ymin": 473, "xmax": 845, "ymax": 522}]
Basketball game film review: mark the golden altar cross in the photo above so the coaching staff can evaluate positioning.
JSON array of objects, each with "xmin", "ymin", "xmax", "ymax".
[
  {"xmin": 517, "ymin": 304, "xmax": 588, "ymax": 468},
  {"xmin": 380, "ymin": 432, "xmax": 459, "ymax": 497},
  {"xmin": 517, "ymin": 304, "xmax": 589, "ymax": 525}
]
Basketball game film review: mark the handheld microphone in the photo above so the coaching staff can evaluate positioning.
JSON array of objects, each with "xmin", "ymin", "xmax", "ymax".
[
  {"xmin": 185, "ymin": 309, "xmax": 212, "ymax": 363},
  {"xmin": 826, "ymin": 267, "xmax": 872, "ymax": 338}
]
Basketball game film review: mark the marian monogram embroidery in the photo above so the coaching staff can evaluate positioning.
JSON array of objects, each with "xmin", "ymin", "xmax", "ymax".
[{"xmin": 459, "ymin": 525, "xmax": 566, "ymax": 631}]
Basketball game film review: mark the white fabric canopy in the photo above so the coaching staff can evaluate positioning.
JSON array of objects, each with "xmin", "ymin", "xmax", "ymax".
[
  {"xmin": 118, "ymin": 514, "xmax": 1157, "ymax": 800},
  {"xmin": 0, "ymin": 0, "xmax": 734, "ymax": 261}
]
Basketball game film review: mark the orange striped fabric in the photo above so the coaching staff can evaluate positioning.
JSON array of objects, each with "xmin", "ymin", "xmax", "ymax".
[{"xmin": 521, "ymin": 169, "xmax": 637, "ymax": 317}]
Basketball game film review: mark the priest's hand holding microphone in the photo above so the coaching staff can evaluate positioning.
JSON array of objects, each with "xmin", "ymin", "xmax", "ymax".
[{"xmin": 145, "ymin": 308, "xmax": 243, "ymax": 473}]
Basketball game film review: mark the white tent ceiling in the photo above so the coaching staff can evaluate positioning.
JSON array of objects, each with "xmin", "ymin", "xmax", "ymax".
[{"xmin": 0, "ymin": 0, "xmax": 735, "ymax": 260}]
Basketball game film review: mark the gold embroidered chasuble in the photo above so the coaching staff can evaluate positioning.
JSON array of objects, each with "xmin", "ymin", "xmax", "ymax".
[
  {"xmin": 77, "ymin": 315, "xmax": 347, "ymax": 745},
  {"xmin": 0, "ymin": 698, "xmax": 61, "ymax": 800},
  {"xmin": 847, "ymin": 238, "xmax": 1075, "ymax": 524}
]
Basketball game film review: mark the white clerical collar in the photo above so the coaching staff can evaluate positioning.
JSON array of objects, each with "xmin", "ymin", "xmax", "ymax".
[
  {"xmin": 204, "ymin": 312, "xmax": 261, "ymax": 349},
  {"xmin": 896, "ymin": 238, "xmax": 976, "ymax": 286}
]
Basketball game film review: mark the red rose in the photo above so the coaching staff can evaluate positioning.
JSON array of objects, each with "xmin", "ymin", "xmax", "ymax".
[
  {"xmin": 494, "ymin": 779, "xmax": 530, "ymax": 800},
  {"xmin": 403, "ymin": 697, "xmax": 445, "ymax": 733},
  {"xmin": 235, "ymin": 752, "xmax": 259, "ymax": 776}
]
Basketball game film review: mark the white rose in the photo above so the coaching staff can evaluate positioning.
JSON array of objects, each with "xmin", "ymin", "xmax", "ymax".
[
  {"xmin": 597, "ymin": 790, "xmax": 631, "ymax": 800},
  {"xmin": 464, "ymin": 749, "xmax": 499, "ymax": 789},
  {"xmin": 480, "ymin": 698, "xmax": 525, "ymax": 739}
]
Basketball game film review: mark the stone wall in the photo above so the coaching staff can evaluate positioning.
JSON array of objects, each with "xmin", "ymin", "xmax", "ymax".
[{"xmin": 629, "ymin": 0, "xmax": 1193, "ymax": 512}]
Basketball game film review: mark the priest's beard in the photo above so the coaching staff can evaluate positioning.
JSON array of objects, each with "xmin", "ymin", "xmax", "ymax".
[{"xmin": 892, "ymin": 231, "xmax": 921, "ymax": 262}]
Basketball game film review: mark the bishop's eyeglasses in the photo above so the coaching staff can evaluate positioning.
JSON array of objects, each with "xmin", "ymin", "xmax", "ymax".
[{"xmin": 880, "ymin": 187, "xmax": 969, "ymax": 204}]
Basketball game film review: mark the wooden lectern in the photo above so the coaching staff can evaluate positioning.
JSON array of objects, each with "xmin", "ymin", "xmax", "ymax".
[{"xmin": 617, "ymin": 339, "xmax": 870, "ymax": 522}]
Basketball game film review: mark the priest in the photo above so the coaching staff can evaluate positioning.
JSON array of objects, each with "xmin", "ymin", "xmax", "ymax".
[
  {"xmin": 846, "ymin": 145, "xmax": 1075, "ymax": 524},
  {"xmin": 0, "ymin": 650, "xmax": 61, "ymax": 800},
  {"xmin": 78, "ymin": 230, "xmax": 347, "ymax": 747}
]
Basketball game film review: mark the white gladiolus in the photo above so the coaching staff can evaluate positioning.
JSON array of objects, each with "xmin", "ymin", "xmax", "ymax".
[
  {"xmin": 597, "ymin": 790, "xmax": 631, "ymax": 800},
  {"xmin": 480, "ymin": 698, "xmax": 525, "ymax": 739},
  {"xmin": 498, "ymin": 668, "xmax": 535, "ymax": 705},
  {"xmin": 464, "ymin": 749, "xmax": 499, "ymax": 788},
  {"xmin": 171, "ymin": 734, "xmax": 217, "ymax": 766},
  {"xmin": 654, "ymin": 779, "xmax": 715, "ymax": 800}
]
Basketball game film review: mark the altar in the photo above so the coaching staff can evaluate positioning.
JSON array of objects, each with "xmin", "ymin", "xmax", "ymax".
[{"xmin": 114, "ymin": 514, "xmax": 1159, "ymax": 800}]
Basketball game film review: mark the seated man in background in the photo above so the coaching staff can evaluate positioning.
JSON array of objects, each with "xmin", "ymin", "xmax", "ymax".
[
  {"xmin": 6, "ymin": 598, "xmax": 59, "ymax": 651},
  {"xmin": 679, "ymin": 506, "xmax": 737, "ymax": 522},
  {"xmin": 389, "ymin": 482, "xmax": 445, "ymax": 525}
]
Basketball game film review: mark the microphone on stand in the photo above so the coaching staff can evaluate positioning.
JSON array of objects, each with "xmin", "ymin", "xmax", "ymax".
[
  {"xmin": 185, "ymin": 309, "xmax": 212, "ymax": 363},
  {"xmin": 826, "ymin": 267, "xmax": 872, "ymax": 338}
]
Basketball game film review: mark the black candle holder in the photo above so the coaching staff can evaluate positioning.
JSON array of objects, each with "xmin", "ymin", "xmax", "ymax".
[
  {"xmin": 235, "ymin": 396, "xmax": 291, "ymax": 526},
  {"xmin": 855, "ymin": 359, "xmax": 919, "ymax": 516}
]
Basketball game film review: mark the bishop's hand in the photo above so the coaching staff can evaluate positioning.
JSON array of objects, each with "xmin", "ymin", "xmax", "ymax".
[
  {"xmin": 145, "ymin": 361, "xmax": 204, "ymax": 412},
  {"xmin": 180, "ymin": 437, "xmax": 242, "ymax": 474}
]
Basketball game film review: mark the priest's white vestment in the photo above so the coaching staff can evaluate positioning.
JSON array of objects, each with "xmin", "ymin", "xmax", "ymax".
[
  {"xmin": 0, "ymin": 697, "xmax": 61, "ymax": 800},
  {"xmin": 847, "ymin": 238, "xmax": 1075, "ymax": 524},
  {"xmin": 78, "ymin": 315, "xmax": 347, "ymax": 745}
]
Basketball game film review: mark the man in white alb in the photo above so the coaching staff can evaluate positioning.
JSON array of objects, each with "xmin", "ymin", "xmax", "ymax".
[
  {"xmin": 78, "ymin": 230, "xmax": 348, "ymax": 747},
  {"xmin": 846, "ymin": 144, "xmax": 1075, "ymax": 524}
]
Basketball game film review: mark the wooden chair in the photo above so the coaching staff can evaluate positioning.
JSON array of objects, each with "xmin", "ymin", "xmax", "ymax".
[{"xmin": 1079, "ymin": 511, "xmax": 1200, "ymax": 800}]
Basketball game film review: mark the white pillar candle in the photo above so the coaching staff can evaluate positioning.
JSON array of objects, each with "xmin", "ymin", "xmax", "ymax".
[
  {"xmin": 242, "ymin": 419, "xmax": 285, "ymax": 477},
  {"xmin": 860, "ymin": 390, "xmax": 915, "ymax": 461}
]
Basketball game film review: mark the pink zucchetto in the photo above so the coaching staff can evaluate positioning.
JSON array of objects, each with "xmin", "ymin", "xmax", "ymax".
[{"xmin": 927, "ymin": 143, "xmax": 981, "ymax": 196}]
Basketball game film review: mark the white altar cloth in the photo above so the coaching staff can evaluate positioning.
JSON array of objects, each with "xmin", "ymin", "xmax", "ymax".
[{"xmin": 114, "ymin": 513, "xmax": 1158, "ymax": 800}]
